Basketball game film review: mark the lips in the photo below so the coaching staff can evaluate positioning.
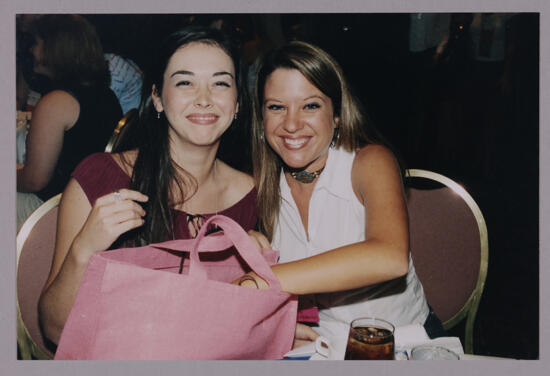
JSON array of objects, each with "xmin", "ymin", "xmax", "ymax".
[
  {"xmin": 282, "ymin": 137, "xmax": 310, "ymax": 149},
  {"xmin": 186, "ymin": 113, "xmax": 219, "ymax": 125}
]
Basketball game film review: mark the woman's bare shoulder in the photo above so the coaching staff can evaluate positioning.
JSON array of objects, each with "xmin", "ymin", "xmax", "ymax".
[
  {"xmin": 353, "ymin": 144, "xmax": 397, "ymax": 167},
  {"xmin": 351, "ymin": 144, "xmax": 402, "ymax": 201},
  {"xmin": 352, "ymin": 144, "xmax": 402, "ymax": 178},
  {"xmin": 40, "ymin": 89, "xmax": 78, "ymax": 105},
  {"xmin": 33, "ymin": 90, "xmax": 80, "ymax": 130}
]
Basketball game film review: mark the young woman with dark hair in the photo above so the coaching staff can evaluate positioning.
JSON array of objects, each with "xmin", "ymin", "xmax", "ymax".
[{"xmin": 38, "ymin": 26, "xmax": 255, "ymax": 345}]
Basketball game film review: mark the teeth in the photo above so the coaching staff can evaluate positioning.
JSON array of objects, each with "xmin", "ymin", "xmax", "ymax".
[{"xmin": 284, "ymin": 138, "xmax": 308, "ymax": 148}]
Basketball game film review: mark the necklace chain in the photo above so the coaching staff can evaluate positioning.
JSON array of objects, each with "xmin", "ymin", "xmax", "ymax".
[{"xmin": 289, "ymin": 166, "xmax": 325, "ymax": 184}]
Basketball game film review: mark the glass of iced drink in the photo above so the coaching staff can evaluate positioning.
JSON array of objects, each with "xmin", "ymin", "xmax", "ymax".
[{"xmin": 344, "ymin": 317, "xmax": 395, "ymax": 360}]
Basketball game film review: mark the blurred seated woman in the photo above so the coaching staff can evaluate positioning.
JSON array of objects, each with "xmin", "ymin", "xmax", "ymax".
[
  {"xmin": 17, "ymin": 15, "xmax": 122, "ymax": 228},
  {"xmin": 242, "ymin": 41, "xmax": 445, "ymax": 341},
  {"xmin": 38, "ymin": 26, "xmax": 254, "ymax": 345}
]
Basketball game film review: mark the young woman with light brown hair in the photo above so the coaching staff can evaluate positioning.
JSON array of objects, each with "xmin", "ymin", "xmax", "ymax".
[{"xmin": 241, "ymin": 41, "xmax": 444, "ymax": 341}]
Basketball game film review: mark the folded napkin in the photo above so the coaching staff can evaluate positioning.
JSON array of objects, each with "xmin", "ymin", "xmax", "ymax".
[
  {"xmin": 283, "ymin": 340, "xmax": 318, "ymax": 360},
  {"xmin": 284, "ymin": 321, "xmax": 349, "ymax": 360},
  {"xmin": 394, "ymin": 323, "xmax": 430, "ymax": 348}
]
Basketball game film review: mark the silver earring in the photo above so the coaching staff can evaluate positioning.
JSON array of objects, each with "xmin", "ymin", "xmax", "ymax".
[
  {"xmin": 157, "ymin": 112, "xmax": 161, "ymax": 119},
  {"xmin": 234, "ymin": 113, "xmax": 238, "ymax": 120},
  {"xmin": 260, "ymin": 133, "xmax": 265, "ymax": 141}
]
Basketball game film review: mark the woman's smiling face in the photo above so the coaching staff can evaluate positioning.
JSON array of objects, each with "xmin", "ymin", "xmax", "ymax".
[
  {"xmin": 262, "ymin": 68, "xmax": 338, "ymax": 171},
  {"xmin": 152, "ymin": 42, "xmax": 239, "ymax": 149}
]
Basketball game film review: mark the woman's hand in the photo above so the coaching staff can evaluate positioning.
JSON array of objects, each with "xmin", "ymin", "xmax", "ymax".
[
  {"xmin": 231, "ymin": 231, "xmax": 272, "ymax": 289},
  {"xmin": 293, "ymin": 323, "xmax": 320, "ymax": 349},
  {"xmin": 71, "ymin": 189, "xmax": 148, "ymax": 263},
  {"xmin": 247, "ymin": 230, "xmax": 272, "ymax": 253}
]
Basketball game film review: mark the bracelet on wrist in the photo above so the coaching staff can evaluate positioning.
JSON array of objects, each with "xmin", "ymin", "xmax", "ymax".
[{"xmin": 237, "ymin": 275, "xmax": 259, "ymax": 289}]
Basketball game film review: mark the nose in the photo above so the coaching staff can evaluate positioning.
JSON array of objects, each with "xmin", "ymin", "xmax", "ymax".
[
  {"xmin": 282, "ymin": 108, "xmax": 302, "ymax": 133},
  {"xmin": 194, "ymin": 85, "xmax": 212, "ymax": 108}
]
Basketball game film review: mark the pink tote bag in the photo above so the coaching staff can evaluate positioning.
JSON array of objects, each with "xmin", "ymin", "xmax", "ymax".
[{"xmin": 54, "ymin": 215, "xmax": 298, "ymax": 360}]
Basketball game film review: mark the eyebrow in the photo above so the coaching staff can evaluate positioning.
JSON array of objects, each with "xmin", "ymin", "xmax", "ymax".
[
  {"xmin": 304, "ymin": 95, "xmax": 327, "ymax": 102},
  {"xmin": 170, "ymin": 70, "xmax": 234, "ymax": 79},
  {"xmin": 264, "ymin": 95, "xmax": 327, "ymax": 103}
]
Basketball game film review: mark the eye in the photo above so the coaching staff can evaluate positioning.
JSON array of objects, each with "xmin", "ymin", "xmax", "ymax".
[
  {"xmin": 176, "ymin": 80, "xmax": 191, "ymax": 87},
  {"xmin": 266, "ymin": 104, "xmax": 284, "ymax": 111},
  {"xmin": 304, "ymin": 102, "xmax": 321, "ymax": 110},
  {"xmin": 214, "ymin": 81, "xmax": 231, "ymax": 87}
]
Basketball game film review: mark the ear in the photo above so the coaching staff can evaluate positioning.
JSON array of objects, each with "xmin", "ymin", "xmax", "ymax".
[
  {"xmin": 235, "ymin": 101, "xmax": 239, "ymax": 116},
  {"xmin": 333, "ymin": 116, "xmax": 340, "ymax": 128},
  {"xmin": 151, "ymin": 84, "xmax": 164, "ymax": 112}
]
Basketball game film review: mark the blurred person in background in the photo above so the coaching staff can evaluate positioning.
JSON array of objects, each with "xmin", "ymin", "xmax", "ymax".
[
  {"xmin": 17, "ymin": 14, "xmax": 122, "ymax": 229},
  {"xmin": 104, "ymin": 53, "xmax": 143, "ymax": 114}
]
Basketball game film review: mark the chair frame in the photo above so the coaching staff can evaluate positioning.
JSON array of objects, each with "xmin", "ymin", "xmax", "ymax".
[
  {"xmin": 16, "ymin": 193, "xmax": 61, "ymax": 360},
  {"xmin": 104, "ymin": 108, "xmax": 137, "ymax": 153},
  {"xmin": 405, "ymin": 169, "xmax": 489, "ymax": 354}
]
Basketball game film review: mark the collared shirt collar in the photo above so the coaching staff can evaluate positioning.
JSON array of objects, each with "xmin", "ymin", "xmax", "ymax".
[{"xmin": 312, "ymin": 147, "xmax": 352, "ymax": 200}]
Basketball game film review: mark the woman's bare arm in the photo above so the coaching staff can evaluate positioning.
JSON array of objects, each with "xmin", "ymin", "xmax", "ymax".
[
  {"xmin": 17, "ymin": 90, "xmax": 79, "ymax": 192},
  {"xmin": 241, "ymin": 145, "xmax": 410, "ymax": 295},
  {"xmin": 38, "ymin": 179, "xmax": 148, "ymax": 343}
]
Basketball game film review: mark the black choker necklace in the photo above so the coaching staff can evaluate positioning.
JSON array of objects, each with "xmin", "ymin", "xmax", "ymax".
[{"xmin": 289, "ymin": 166, "xmax": 325, "ymax": 184}]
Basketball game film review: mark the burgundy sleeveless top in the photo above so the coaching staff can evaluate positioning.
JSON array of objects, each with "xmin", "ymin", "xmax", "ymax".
[{"xmin": 71, "ymin": 153, "xmax": 258, "ymax": 240}]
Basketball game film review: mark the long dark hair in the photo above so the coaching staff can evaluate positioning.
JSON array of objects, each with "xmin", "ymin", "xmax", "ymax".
[
  {"xmin": 117, "ymin": 26, "xmax": 250, "ymax": 245},
  {"xmin": 30, "ymin": 14, "xmax": 109, "ymax": 86}
]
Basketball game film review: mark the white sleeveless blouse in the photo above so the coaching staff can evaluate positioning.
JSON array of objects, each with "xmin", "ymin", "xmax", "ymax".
[{"xmin": 272, "ymin": 147, "xmax": 429, "ymax": 336}]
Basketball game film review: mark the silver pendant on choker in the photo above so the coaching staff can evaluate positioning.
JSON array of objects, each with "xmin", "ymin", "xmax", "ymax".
[{"xmin": 289, "ymin": 166, "xmax": 325, "ymax": 184}]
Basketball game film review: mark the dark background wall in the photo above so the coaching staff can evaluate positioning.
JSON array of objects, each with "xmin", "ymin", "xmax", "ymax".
[{"xmin": 59, "ymin": 13, "xmax": 540, "ymax": 359}]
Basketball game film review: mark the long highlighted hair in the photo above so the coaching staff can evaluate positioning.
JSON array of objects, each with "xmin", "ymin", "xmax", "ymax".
[{"xmin": 251, "ymin": 41, "xmax": 384, "ymax": 240}]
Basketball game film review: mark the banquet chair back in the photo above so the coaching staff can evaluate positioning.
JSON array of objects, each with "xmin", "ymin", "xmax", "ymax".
[
  {"xmin": 104, "ymin": 108, "xmax": 138, "ymax": 153},
  {"xmin": 16, "ymin": 193, "xmax": 61, "ymax": 359},
  {"xmin": 404, "ymin": 169, "xmax": 488, "ymax": 354}
]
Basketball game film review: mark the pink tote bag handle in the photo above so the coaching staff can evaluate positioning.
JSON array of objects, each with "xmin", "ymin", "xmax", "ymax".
[{"xmin": 148, "ymin": 215, "xmax": 281, "ymax": 290}]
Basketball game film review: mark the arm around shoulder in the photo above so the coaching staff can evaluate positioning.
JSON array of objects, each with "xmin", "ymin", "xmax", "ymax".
[{"xmin": 268, "ymin": 144, "xmax": 410, "ymax": 295}]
